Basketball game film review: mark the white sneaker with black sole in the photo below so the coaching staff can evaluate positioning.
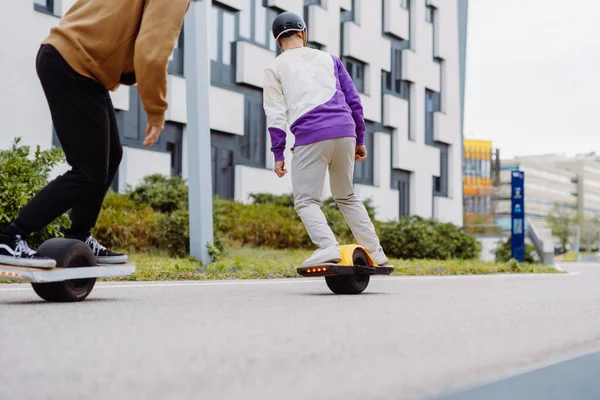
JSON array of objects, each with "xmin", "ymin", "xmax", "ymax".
[
  {"xmin": 0, "ymin": 235, "xmax": 56, "ymax": 269},
  {"xmin": 370, "ymin": 247, "xmax": 390, "ymax": 266},
  {"xmin": 85, "ymin": 236, "xmax": 128, "ymax": 264},
  {"xmin": 303, "ymin": 245, "xmax": 342, "ymax": 267}
]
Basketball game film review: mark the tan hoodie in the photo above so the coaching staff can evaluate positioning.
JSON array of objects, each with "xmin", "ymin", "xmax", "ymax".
[{"xmin": 43, "ymin": 0, "xmax": 190, "ymax": 127}]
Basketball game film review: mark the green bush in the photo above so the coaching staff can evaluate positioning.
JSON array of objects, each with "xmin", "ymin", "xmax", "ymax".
[
  {"xmin": 494, "ymin": 236, "xmax": 537, "ymax": 263},
  {"xmin": 248, "ymin": 192, "xmax": 378, "ymax": 245},
  {"xmin": 0, "ymin": 138, "xmax": 70, "ymax": 246},
  {"xmin": 127, "ymin": 174, "xmax": 188, "ymax": 213},
  {"xmin": 225, "ymin": 202, "xmax": 312, "ymax": 249},
  {"xmin": 379, "ymin": 216, "xmax": 481, "ymax": 260},
  {"xmin": 93, "ymin": 191, "xmax": 158, "ymax": 251},
  {"xmin": 154, "ymin": 209, "xmax": 190, "ymax": 257},
  {"xmin": 249, "ymin": 193, "xmax": 295, "ymax": 208}
]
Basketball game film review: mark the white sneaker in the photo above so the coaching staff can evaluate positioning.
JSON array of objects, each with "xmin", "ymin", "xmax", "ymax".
[
  {"xmin": 303, "ymin": 245, "xmax": 342, "ymax": 267},
  {"xmin": 370, "ymin": 247, "xmax": 389, "ymax": 266}
]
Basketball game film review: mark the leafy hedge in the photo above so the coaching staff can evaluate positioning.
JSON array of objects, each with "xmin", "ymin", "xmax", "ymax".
[
  {"xmin": 493, "ymin": 236, "xmax": 537, "ymax": 263},
  {"xmin": 379, "ymin": 216, "xmax": 481, "ymax": 260},
  {"xmin": 0, "ymin": 138, "xmax": 70, "ymax": 246}
]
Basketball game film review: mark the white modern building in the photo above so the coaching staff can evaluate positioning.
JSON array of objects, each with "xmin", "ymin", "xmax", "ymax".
[
  {"xmin": 496, "ymin": 153, "xmax": 600, "ymax": 230},
  {"xmin": 0, "ymin": 0, "xmax": 468, "ymax": 224}
]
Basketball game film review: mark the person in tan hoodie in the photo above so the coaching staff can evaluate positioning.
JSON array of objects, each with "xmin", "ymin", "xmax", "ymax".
[{"xmin": 0, "ymin": 0, "xmax": 190, "ymax": 268}]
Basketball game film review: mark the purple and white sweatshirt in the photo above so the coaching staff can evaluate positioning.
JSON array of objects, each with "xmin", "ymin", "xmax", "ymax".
[{"xmin": 262, "ymin": 47, "xmax": 366, "ymax": 162}]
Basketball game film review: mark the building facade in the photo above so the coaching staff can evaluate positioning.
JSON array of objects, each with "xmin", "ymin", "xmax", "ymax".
[
  {"xmin": 496, "ymin": 154, "xmax": 600, "ymax": 231},
  {"xmin": 463, "ymin": 139, "xmax": 500, "ymax": 230},
  {"xmin": 1, "ymin": 0, "xmax": 468, "ymax": 224}
]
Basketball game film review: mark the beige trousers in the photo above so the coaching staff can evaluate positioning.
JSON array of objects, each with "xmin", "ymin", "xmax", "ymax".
[{"xmin": 291, "ymin": 137, "xmax": 383, "ymax": 254}]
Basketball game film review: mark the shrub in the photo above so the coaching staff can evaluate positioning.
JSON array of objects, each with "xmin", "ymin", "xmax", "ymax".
[
  {"xmin": 249, "ymin": 193, "xmax": 295, "ymax": 208},
  {"xmin": 93, "ymin": 191, "xmax": 158, "ymax": 251},
  {"xmin": 248, "ymin": 192, "xmax": 378, "ymax": 245},
  {"xmin": 379, "ymin": 216, "xmax": 481, "ymax": 260},
  {"xmin": 494, "ymin": 236, "xmax": 537, "ymax": 263},
  {"xmin": 154, "ymin": 209, "xmax": 190, "ymax": 257},
  {"xmin": 0, "ymin": 138, "xmax": 70, "ymax": 246},
  {"xmin": 225, "ymin": 202, "xmax": 312, "ymax": 249},
  {"xmin": 127, "ymin": 174, "xmax": 188, "ymax": 213}
]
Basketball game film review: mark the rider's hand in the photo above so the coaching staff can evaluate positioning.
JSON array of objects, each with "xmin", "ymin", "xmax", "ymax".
[
  {"xmin": 143, "ymin": 124, "xmax": 164, "ymax": 147},
  {"xmin": 355, "ymin": 145, "xmax": 367, "ymax": 162},
  {"xmin": 274, "ymin": 160, "xmax": 288, "ymax": 177}
]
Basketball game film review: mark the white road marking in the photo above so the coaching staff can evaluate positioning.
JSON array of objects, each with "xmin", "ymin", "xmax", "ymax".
[{"xmin": 0, "ymin": 271, "xmax": 580, "ymax": 292}]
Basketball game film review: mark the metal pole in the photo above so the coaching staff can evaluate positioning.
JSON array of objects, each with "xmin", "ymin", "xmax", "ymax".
[
  {"xmin": 574, "ymin": 225, "xmax": 580, "ymax": 262},
  {"xmin": 185, "ymin": 0, "xmax": 213, "ymax": 265}
]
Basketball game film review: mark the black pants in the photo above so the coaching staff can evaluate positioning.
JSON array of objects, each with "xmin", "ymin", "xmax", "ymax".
[{"xmin": 11, "ymin": 45, "xmax": 123, "ymax": 240}]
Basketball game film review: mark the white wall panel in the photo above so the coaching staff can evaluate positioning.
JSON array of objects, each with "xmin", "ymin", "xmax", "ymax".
[
  {"xmin": 217, "ymin": 0, "xmax": 247, "ymax": 11},
  {"xmin": 236, "ymin": 41, "xmax": 275, "ymax": 88},
  {"xmin": 383, "ymin": 0, "xmax": 410, "ymax": 40},
  {"xmin": 110, "ymin": 86, "xmax": 130, "ymax": 112},
  {"xmin": 165, "ymin": 75, "xmax": 187, "ymax": 124},
  {"xmin": 266, "ymin": 0, "xmax": 303, "ymax": 16},
  {"xmin": 383, "ymin": 94, "xmax": 409, "ymax": 131},
  {"xmin": 118, "ymin": 147, "xmax": 170, "ymax": 193},
  {"xmin": 209, "ymin": 86, "xmax": 245, "ymax": 135}
]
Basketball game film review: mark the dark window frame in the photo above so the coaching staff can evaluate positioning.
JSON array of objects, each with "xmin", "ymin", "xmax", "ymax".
[
  {"xmin": 237, "ymin": 0, "xmax": 279, "ymax": 53},
  {"xmin": 433, "ymin": 143, "xmax": 449, "ymax": 198},
  {"xmin": 211, "ymin": 131, "xmax": 236, "ymax": 199},
  {"xmin": 237, "ymin": 94, "xmax": 267, "ymax": 168},
  {"xmin": 426, "ymin": 5, "xmax": 435, "ymax": 23},
  {"xmin": 168, "ymin": 25, "xmax": 185, "ymax": 76},
  {"xmin": 383, "ymin": 40, "xmax": 410, "ymax": 99},
  {"xmin": 354, "ymin": 132, "xmax": 374, "ymax": 186},
  {"xmin": 34, "ymin": 0, "xmax": 54, "ymax": 15},
  {"xmin": 343, "ymin": 57, "xmax": 366, "ymax": 94},
  {"xmin": 211, "ymin": 4, "xmax": 238, "ymax": 86},
  {"xmin": 341, "ymin": 0, "xmax": 358, "ymax": 23},
  {"xmin": 392, "ymin": 169, "xmax": 411, "ymax": 218},
  {"xmin": 425, "ymin": 88, "xmax": 441, "ymax": 145}
]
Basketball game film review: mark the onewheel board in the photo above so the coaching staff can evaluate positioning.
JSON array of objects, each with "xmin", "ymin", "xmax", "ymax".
[
  {"xmin": 296, "ymin": 264, "xmax": 394, "ymax": 277},
  {"xmin": 0, "ymin": 263, "xmax": 136, "ymax": 283}
]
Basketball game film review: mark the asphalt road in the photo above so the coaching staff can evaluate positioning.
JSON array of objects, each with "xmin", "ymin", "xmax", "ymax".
[{"xmin": 1, "ymin": 263, "xmax": 600, "ymax": 400}]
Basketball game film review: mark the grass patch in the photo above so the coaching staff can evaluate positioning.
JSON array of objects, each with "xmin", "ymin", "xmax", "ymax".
[
  {"xmin": 0, "ymin": 246, "xmax": 561, "ymax": 284},
  {"xmin": 100, "ymin": 245, "xmax": 560, "ymax": 282}
]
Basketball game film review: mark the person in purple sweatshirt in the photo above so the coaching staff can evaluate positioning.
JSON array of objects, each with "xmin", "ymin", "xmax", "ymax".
[{"xmin": 263, "ymin": 12, "xmax": 389, "ymax": 267}]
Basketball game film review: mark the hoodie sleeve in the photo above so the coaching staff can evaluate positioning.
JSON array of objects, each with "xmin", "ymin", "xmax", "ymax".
[
  {"xmin": 263, "ymin": 68, "xmax": 288, "ymax": 162},
  {"xmin": 134, "ymin": 0, "xmax": 190, "ymax": 127},
  {"xmin": 333, "ymin": 55, "xmax": 366, "ymax": 146}
]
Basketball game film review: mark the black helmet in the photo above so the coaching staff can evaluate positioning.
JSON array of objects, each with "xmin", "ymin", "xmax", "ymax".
[{"xmin": 272, "ymin": 12, "xmax": 306, "ymax": 41}]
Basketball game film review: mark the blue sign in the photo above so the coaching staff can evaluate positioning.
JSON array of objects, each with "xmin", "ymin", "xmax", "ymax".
[{"xmin": 511, "ymin": 171, "xmax": 525, "ymax": 261}]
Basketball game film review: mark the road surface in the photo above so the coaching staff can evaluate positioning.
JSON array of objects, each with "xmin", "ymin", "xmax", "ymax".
[{"xmin": 1, "ymin": 263, "xmax": 600, "ymax": 400}]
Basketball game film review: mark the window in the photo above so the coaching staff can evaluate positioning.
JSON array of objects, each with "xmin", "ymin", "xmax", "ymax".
[
  {"xmin": 433, "ymin": 143, "xmax": 449, "ymax": 197},
  {"xmin": 168, "ymin": 25, "xmax": 185, "ymax": 76},
  {"xmin": 211, "ymin": 5, "xmax": 237, "ymax": 85},
  {"xmin": 238, "ymin": 96, "xmax": 266, "ymax": 167},
  {"xmin": 401, "ymin": 0, "xmax": 409, "ymax": 8},
  {"xmin": 426, "ymin": 5, "xmax": 435, "ymax": 22},
  {"xmin": 239, "ymin": 0, "xmax": 278, "ymax": 52},
  {"xmin": 341, "ymin": 0, "xmax": 358, "ymax": 23},
  {"xmin": 354, "ymin": 133, "xmax": 374, "ymax": 185},
  {"xmin": 383, "ymin": 41, "xmax": 410, "ymax": 99},
  {"xmin": 344, "ymin": 57, "xmax": 366, "ymax": 94},
  {"xmin": 393, "ymin": 170, "xmax": 411, "ymax": 218},
  {"xmin": 34, "ymin": 0, "xmax": 53, "ymax": 14},
  {"xmin": 211, "ymin": 5, "xmax": 236, "ymax": 66},
  {"xmin": 211, "ymin": 132, "xmax": 236, "ymax": 199},
  {"xmin": 425, "ymin": 89, "xmax": 441, "ymax": 145}
]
